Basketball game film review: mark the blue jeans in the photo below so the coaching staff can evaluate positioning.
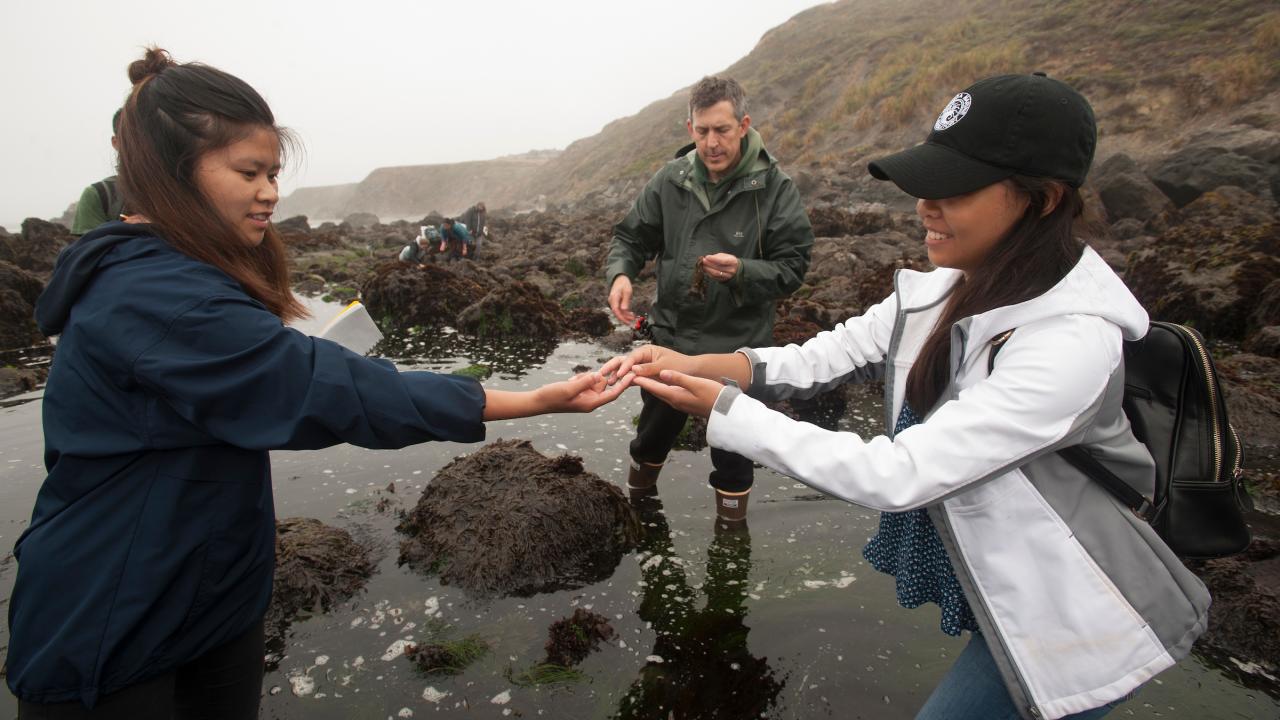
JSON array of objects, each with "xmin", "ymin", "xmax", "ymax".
[{"xmin": 917, "ymin": 632, "xmax": 1132, "ymax": 720}]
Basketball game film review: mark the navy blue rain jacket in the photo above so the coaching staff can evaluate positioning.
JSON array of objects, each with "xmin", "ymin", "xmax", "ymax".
[{"xmin": 6, "ymin": 223, "xmax": 486, "ymax": 706}]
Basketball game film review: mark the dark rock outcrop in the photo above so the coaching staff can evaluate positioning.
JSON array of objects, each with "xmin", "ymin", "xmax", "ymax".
[
  {"xmin": 1092, "ymin": 153, "xmax": 1174, "ymax": 223},
  {"xmin": 1193, "ymin": 536, "xmax": 1280, "ymax": 673},
  {"xmin": 563, "ymin": 306, "xmax": 614, "ymax": 338},
  {"xmin": 0, "ymin": 261, "xmax": 45, "ymax": 350},
  {"xmin": 1149, "ymin": 145, "xmax": 1278, "ymax": 208},
  {"xmin": 274, "ymin": 215, "xmax": 311, "ymax": 235},
  {"xmin": 1246, "ymin": 327, "xmax": 1280, "ymax": 359},
  {"xmin": 1125, "ymin": 189, "xmax": 1279, "ymax": 340},
  {"xmin": 806, "ymin": 202, "xmax": 894, "ymax": 238},
  {"xmin": 1220, "ymin": 353, "xmax": 1280, "ymax": 451},
  {"xmin": 264, "ymin": 517, "xmax": 374, "ymax": 647},
  {"xmin": 0, "ymin": 366, "xmax": 45, "ymax": 397},
  {"xmin": 343, "ymin": 212, "xmax": 380, "ymax": 229},
  {"xmin": 1, "ymin": 219, "xmax": 73, "ymax": 275},
  {"xmin": 456, "ymin": 281, "xmax": 565, "ymax": 339},
  {"xmin": 397, "ymin": 439, "xmax": 642, "ymax": 597},
  {"xmin": 544, "ymin": 608, "xmax": 615, "ymax": 667},
  {"xmin": 802, "ymin": 229, "xmax": 930, "ymax": 320},
  {"xmin": 361, "ymin": 262, "xmax": 487, "ymax": 328}
]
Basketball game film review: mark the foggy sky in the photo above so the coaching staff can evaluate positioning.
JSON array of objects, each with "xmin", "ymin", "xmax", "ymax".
[{"xmin": 0, "ymin": 0, "xmax": 829, "ymax": 229}]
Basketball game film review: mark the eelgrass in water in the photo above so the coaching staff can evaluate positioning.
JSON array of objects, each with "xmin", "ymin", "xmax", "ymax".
[
  {"xmin": 405, "ymin": 635, "xmax": 488, "ymax": 675},
  {"xmin": 506, "ymin": 663, "xmax": 587, "ymax": 687}
]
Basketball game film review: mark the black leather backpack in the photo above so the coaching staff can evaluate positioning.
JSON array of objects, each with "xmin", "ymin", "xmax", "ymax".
[{"xmin": 991, "ymin": 321, "xmax": 1251, "ymax": 559}]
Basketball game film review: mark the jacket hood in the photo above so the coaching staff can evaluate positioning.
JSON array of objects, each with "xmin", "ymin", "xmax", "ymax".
[
  {"xmin": 35, "ymin": 222, "xmax": 156, "ymax": 336},
  {"xmin": 690, "ymin": 127, "xmax": 771, "ymax": 185},
  {"xmin": 897, "ymin": 246, "xmax": 1149, "ymax": 367}
]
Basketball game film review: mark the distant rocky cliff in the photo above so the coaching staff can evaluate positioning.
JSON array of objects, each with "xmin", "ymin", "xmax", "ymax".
[{"xmin": 279, "ymin": 153, "xmax": 557, "ymax": 221}]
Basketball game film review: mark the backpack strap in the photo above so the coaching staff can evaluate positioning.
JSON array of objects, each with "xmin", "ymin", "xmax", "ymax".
[
  {"xmin": 1057, "ymin": 445, "xmax": 1156, "ymax": 521},
  {"xmin": 92, "ymin": 180, "xmax": 111, "ymax": 217},
  {"xmin": 988, "ymin": 329, "xmax": 1156, "ymax": 522}
]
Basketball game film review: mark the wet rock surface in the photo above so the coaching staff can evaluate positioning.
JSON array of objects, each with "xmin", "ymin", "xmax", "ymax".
[
  {"xmin": 1093, "ymin": 153, "xmax": 1175, "ymax": 223},
  {"xmin": 2, "ymin": 123, "xmax": 1278, "ymax": 690},
  {"xmin": 397, "ymin": 439, "xmax": 643, "ymax": 597},
  {"xmin": 361, "ymin": 261, "xmax": 487, "ymax": 328},
  {"xmin": 563, "ymin": 306, "xmax": 613, "ymax": 338},
  {"xmin": 1, "ymin": 219, "xmax": 73, "ymax": 275},
  {"xmin": 0, "ymin": 261, "xmax": 45, "ymax": 350},
  {"xmin": 456, "ymin": 280, "xmax": 565, "ymax": 339},
  {"xmin": 1193, "ymin": 532, "xmax": 1280, "ymax": 675},
  {"xmin": 1125, "ymin": 188, "xmax": 1279, "ymax": 341},
  {"xmin": 0, "ymin": 366, "xmax": 45, "ymax": 399},
  {"xmin": 265, "ymin": 517, "xmax": 375, "ymax": 648}
]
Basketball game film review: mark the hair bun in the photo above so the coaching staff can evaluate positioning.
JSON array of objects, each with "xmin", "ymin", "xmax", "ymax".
[{"xmin": 128, "ymin": 47, "xmax": 176, "ymax": 85}]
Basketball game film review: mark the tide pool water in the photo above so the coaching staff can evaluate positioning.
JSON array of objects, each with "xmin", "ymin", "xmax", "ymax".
[{"xmin": 1, "ymin": 324, "xmax": 1275, "ymax": 719}]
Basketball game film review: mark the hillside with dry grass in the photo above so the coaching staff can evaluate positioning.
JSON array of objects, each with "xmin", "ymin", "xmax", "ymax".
[
  {"xmin": 282, "ymin": 0, "xmax": 1279, "ymax": 217},
  {"xmin": 528, "ymin": 0, "xmax": 1278, "ymax": 207}
]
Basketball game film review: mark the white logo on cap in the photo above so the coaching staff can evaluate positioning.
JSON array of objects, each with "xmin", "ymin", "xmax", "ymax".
[{"xmin": 934, "ymin": 92, "xmax": 972, "ymax": 132}]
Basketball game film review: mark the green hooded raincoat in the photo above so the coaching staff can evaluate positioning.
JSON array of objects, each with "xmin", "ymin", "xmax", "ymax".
[{"xmin": 605, "ymin": 128, "xmax": 814, "ymax": 354}]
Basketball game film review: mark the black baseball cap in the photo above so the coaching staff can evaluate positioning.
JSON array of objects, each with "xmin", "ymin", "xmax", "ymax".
[{"xmin": 868, "ymin": 72, "xmax": 1097, "ymax": 199}]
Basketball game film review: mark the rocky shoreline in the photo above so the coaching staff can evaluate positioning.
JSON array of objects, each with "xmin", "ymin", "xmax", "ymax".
[{"xmin": 2, "ymin": 124, "xmax": 1277, "ymax": 686}]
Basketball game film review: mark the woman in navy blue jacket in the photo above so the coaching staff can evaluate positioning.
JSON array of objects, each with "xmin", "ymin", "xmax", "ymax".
[{"xmin": 6, "ymin": 48, "xmax": 631, "ymax": 718}]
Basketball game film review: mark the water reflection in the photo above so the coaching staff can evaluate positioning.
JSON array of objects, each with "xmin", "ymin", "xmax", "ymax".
[
  {"xmin": 374, "ymin": 325, "xmax": 557, "ymax": 379},
  {"xmin": 0, "ymin": 344, "xmax": 54, "ymax": 371},
  {"xmin": 616, "ymin": 493, "xmax": 785, "ymax": 719}
]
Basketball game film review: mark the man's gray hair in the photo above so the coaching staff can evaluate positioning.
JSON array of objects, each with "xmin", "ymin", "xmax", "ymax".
[{"xmin": 688, "ymin": 76, "xmax": 747, "ymax": 122}]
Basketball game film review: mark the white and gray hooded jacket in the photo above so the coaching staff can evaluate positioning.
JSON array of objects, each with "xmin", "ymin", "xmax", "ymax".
[{"xmin": 707, "ymin": 246, "xmax": 1210, "ymax": 720}]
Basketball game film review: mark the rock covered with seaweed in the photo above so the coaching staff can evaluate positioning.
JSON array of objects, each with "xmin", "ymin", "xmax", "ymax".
[{"xmin": 397, "ymin": 439, "xmax": 643, "ymax": 597}]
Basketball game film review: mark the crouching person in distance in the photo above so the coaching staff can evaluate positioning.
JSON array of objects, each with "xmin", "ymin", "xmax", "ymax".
[{"xmin": 605, "ymin": 73, "xmax": 1207, "ymax": 719}]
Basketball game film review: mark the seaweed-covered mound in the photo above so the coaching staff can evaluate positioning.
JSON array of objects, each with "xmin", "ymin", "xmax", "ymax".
[
  {"xmin": 1194, "ymin": 535, "xmax": 1280, "ymax": 672},
  {"xmin": 545, "ymin": 608, "xmax": 615, "ymax": 667},
  {"xmin": 361, "ymin": 261, "xmax": 487, "ymax": 328},
  {"xmin": 265, "ymin": 517, "xmax": 375, "ymax": 646},
  {"xmin": 1125, "ymin": 189, "xmax": 1279, "ymax": 341},
  {"xmin": 397, "ymin": 439, "xmax": 643, "ymax": 597},
  {"xmin": 0, "ymin": 260, "xmax": 45, "ymax": 350},
  {"xmin": 456, "ymin": 281, "xmax": 566, "ymax": 339},
  {"xmin": 563, "ymin": 306, "xmax": 614, "ymax": 338}
]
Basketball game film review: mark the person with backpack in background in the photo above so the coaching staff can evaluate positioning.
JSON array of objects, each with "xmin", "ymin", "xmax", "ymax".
[
  {"xmin": 400, "ymin": 224, "xmax": 440, "ymax": 263},
  {"xmin": 6, "ymin": 47, "xmax": 633, "ymax": 719},
  {"xmin": 439, "ymin": 217, "xmax": 473, "ymax": 261},
  {"xmin": 606, "ymin": 73, "xmax": 1209, "ymax": 719},
  {"xmin": 71, "ymin": 108, "xmax": 127, "ymax": 237}
]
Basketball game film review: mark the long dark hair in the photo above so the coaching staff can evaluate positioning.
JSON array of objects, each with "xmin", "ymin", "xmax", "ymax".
[
  {"xmin": 116, "ymin": 47, "xmax": 307, "ymax": 322},
  {"xmin": 904, "ymin": 176, "xmax": 1086, "ymax": 413}
]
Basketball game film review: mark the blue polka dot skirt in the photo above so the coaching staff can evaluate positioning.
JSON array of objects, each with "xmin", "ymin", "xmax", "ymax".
[{"xmin": 862, "ymin": 402, "xmax": 980, "ymax": 636}]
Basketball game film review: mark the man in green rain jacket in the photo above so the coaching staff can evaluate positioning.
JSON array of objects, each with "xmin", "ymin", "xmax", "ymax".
[{"xmin": 605, "ymin": 75, "xmax": 814, "ymax": 521}]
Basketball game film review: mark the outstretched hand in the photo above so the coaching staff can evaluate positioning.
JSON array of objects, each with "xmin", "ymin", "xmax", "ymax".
[
  {"xmin": 600, "ymin": 344, "xmax": 690, "ymax": 385},
  {"xmin": 632, "ymin": 369, "xmax": 724, "ymax": 419},
  {"xmin": 540, "ymin": 370, "xmax": 635, "ymax": 413}
]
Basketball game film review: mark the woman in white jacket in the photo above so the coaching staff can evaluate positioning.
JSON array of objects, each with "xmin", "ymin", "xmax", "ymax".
[{"xmin": 604, "ymin": 73, "xmax": 1209, "ymax": 720}]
